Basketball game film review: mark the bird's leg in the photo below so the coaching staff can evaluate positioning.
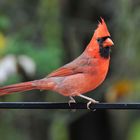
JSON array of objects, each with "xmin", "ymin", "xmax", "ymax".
[
  {"xmin": 78, "ymin": 94, "xmax": 99, "ymax": 110},
  {"xmin": 68, "ymin": 96, "xmax": 76, "ymax": 112},
  {"xmin": 68, "ymin": 96, "xmax": 76, "ymax": 106}
]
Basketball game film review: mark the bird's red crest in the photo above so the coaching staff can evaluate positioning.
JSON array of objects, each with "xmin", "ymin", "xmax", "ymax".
[{"xmin": 94, "ymin": 18, "xmax": 110, "ymax": 38}]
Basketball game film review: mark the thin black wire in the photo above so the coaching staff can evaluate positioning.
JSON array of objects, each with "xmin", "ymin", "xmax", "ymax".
[{"xmin": 0, "ymin": 102, "xmax": 139, "ymax": 110}]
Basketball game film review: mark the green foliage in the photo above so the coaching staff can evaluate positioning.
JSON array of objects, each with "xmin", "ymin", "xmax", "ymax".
[
  {"xmin": 0, "ymin": 110, "xmax": 30, "ymax": 140},
  {"xmin": 6, "ymin": 36, "xmax": 63, "ymax": 76},
  {"xmin": 6, "ymin": 38, "xmax": 33, "ymax": 55},
  {"xmin": 115, "ymin": 0, "xmax": 140, "ymax": 77},
  {"xmin": 0, "ymin": 15, "xmax": 10, "ymax": 31},
  {"xmin": 50, "ymin": 114, "xmax": 69, "ymax": 140},
  {"xmin": 128, "ymin": 120, "xmax": 140, "ymax": 140}
]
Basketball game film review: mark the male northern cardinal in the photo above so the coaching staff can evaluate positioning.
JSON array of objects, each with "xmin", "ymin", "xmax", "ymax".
[{"xmin": 0, "ymin": 18, "xmax": 114, "ymax": 107}]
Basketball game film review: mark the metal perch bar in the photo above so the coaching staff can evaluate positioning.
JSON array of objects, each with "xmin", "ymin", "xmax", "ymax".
[{"xmin": 0, "ymin": 102, "xmax": 139, "ymax": 110}]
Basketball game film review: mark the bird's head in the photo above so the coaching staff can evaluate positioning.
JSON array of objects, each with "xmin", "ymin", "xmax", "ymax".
[
  {"xmin": 94, "ymin": 18, "xmax": 114, "ymax": 48},
  {"xmin": 92, "ymin": 18, "xmax": 114, "ymax": 58},
  {"xmin": 86, "ymin": 18, "xmax": 114, "ymax": 58}
]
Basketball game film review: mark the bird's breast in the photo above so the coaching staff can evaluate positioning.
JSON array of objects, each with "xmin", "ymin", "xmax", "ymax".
[
  {"xmin": 51, "ymin": 58, "xmax": 110, "ymax": 96},
  {"xmin": 90, "ymin": 57, "xmax": 110, "ymax": 87}
]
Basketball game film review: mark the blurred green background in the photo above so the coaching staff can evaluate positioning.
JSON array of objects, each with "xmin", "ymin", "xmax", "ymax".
[{"xmin": 0, "ymin": 0, "xmax": 140, "ymax": 140}]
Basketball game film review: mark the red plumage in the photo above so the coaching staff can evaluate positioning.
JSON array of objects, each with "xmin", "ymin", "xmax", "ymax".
[{"xmin": 0, "ymin": 18, "xmax": 114, "ymax": 104}]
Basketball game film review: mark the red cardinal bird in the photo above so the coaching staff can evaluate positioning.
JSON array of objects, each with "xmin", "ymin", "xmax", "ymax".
[{"xmin": 0, "ymin": 18, "xmax": 114, "ymax": 107}]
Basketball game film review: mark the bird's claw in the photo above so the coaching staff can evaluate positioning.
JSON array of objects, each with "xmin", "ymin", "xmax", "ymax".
[
  {"xmin": 68, "ymin": 96, "xmax": 76, "ymax": 112},
  {"xmin": 68, "ymin": 99, "xmax": 76, "ymax": 107},
  {"xmin": 87, "ymin": 100, "xmax": 99, "ymax": 111}
]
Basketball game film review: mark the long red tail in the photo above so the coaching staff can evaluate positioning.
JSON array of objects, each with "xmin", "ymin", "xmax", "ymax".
[{"xmin": 0, "ymin": 81, "xmax": 39, "ymax": 96}]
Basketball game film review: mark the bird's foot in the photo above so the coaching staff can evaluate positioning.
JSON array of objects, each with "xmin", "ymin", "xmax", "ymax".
[
  {"xmin": 68, "ymin": 96, "xmax": 76, "ymax": 112},
  {"xmin": 78, "ymin": 94, "xmax": 99, "ymax": 111},
  {"xmin": 68, "ymin": 96, "xmax": 76, "ymax": 106},
  {"xmin": 87, "ymin": 99, "xmax": 99, "ymax": 110}
]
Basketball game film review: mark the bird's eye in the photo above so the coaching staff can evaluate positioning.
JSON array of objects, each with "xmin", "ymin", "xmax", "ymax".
[
  {"xmin": 97, "ymin": 38, "xmax": 101, "ymax": 42},
  {"xmin": 97, "ymin": 36, "xmax": 110, "ymax": 44}
]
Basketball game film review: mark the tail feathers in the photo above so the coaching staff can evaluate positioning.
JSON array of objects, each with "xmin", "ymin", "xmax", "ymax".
[{"xmin": 0, "ymin": 81, "xmax": 37, "ymax": 96}]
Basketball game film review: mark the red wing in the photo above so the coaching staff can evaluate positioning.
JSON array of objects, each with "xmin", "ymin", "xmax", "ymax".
[
  {"xmin": 47, "ymin": 67, "xmax": 75, "ymax": 77},
  {"xmin": 47, "ymin": 55, "xmax": 90, "ymax": 78}
]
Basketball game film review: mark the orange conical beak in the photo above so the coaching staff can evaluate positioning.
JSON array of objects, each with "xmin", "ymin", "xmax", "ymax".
[{"xmin": 103, "ymin": 38, "xmax": 114, "ymax": 47}]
